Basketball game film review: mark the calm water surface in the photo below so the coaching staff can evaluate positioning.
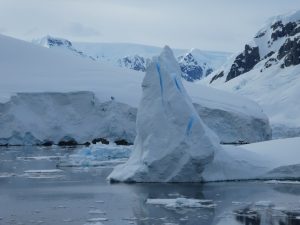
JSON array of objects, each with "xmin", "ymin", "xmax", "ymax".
[{"xmin": 0, "ymin": 146, "xmax": 300, "ymax": 225}]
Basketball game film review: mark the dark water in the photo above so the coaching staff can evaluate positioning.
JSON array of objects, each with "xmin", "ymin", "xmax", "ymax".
[{"xmin": 0, "ymin": 146, "xmax": 300, "ymax": 225}]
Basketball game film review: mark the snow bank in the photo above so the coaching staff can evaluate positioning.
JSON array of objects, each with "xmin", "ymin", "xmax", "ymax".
[
  {"xmin": 203, "ymin": 137, "xmax": 300, "ymax": 181},
  {"xmin": 108, "ymin": 46, "xmax": 220, "ymax": 182}
]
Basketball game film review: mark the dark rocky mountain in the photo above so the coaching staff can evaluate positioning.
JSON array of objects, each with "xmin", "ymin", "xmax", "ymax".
[
  {"xmin": 209, "ymin": 12, "xmax": 300, "ymax": 84},
  {"xmin": 178, "ymin": 52, "xmax": 213, "ymax": 82},
  {"xmin": 118, "ymin": 55, "xmax": 146, "ymax": 72},
  {"xmin": 204, "ymin": 11, "xmax": 300, "ymax": 140}
]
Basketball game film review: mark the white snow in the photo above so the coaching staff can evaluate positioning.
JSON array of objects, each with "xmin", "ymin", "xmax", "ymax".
[
  {"xmin": 203, "ymin": 137, "xmax": 300, "ymax": 181},
  {"xmin": 0, "ymin": 34, "xmax": 143, "ymax": 105},
  {"xmin": 146, "ymin": 198, "xmax": 216, "ymax": 208},
  {"xmin": 107, "ymin": 46, "xmax": 220, "ymax": 182},
  {"xmin": 241, "ymin": 137, "xmax": 300, "ymax": 167}
]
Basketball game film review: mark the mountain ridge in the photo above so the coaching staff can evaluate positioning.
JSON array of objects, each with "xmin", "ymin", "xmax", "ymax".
[{"xmin": 33, "ymin": 35, "xmax": 231, "ymax": 82}]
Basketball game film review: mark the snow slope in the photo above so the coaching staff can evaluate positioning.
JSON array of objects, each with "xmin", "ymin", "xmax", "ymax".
[
  {"xmin": 0, "ymin": 34, "xmax": 270, "ymax": 145},
  {"xmin": 0, "ymin": 34, "xmax": 143, "ymax": 105},
  {"xmin": 203, "ymin": 137, "xmax": 300, "ymax": 182},
  {"xmin": 202, "ymin": 10, "xmax": 300, "ymax": 138}
]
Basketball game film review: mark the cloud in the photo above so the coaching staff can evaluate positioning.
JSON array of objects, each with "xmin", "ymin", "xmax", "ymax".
[{"xmin": 65, "ymin": 22, "xmax": 100, "ymax": 37}]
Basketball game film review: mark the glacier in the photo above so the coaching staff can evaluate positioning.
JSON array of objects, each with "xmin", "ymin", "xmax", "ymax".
[
  {"xmin": 107, "ymin": 46, "xmax": 221, "ymax": 182},
  {"xmin": 0, "ymin": 34, "xmax": 271, "ymax": 145}
]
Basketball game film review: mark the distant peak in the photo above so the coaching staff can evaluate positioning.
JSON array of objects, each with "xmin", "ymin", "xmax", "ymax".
[{"xmin": 32, "ymin": 35, "xmax": 72, "ymax": 48}]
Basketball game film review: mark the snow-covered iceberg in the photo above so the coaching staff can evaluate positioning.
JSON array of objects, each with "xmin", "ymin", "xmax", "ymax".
[{"xmin": 107, "ymin": 46, "xmax": 221, "ymax": 182}]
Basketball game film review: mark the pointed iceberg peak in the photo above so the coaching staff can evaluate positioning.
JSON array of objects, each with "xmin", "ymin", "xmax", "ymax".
[
  {"xmin": 108, "ymin": 46, "xmax": 221, "ymax": 183},
  {"xmin": 161, "ymin": 45, "xmax": 174, "ymax": 57}
]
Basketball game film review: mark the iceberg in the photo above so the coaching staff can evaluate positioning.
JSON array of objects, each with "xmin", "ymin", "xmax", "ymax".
[{"xmin": 107, "ymin": 46, "xmax": 221, "ymax": 182}]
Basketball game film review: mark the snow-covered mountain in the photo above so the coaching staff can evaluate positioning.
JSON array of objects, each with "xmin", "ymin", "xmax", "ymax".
[
  {"xmin": 0, "ymin": 34, "xmax": 269, "ymax": 145},
  {"xmin": 32, "ymin": 35, "xmax": 95, "ymax": 60},
  {"xmin": 202, "ymin": 10, "xmax": 300, "ymax": 138},
  {"xmin": 32, "ymin": 36, "xmax": 231, "ymax": 82}
]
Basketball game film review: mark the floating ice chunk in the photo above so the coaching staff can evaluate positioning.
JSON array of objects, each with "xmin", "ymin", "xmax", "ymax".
[
  {"xmin": 58, "ymin": 144, "xmax": 131, "ymax": 168},
  {"xmin": 265, "ymin": 180, "xmax": 300, "ymax": 184},
  {"xmin": 255, "ymin": 200, "xmax": 274, "ymax": 207},
  {"xmin": 88, "ymin": 210, "xmax": 106, "ymax": 215},
  {"xmin": 146, "ymin": 198, "xmax": 216, "ymax": 209},
  {"xmin": 24, "ymin": 169, "xmax": 63, "ymax": 173},
  {"xmin": 0, "ymin": 172, "xmax": 16, "ymax": 178},
  {"xmin": 108, "ymin": 46, "xmax": 220, "ymax": 182},
  {"xmin": 86, "ymin": 218, "xmax": 108, "ymax": 222},
  {"xmin": 95, "ymin": 200, "xmax": 105, "ymax": 204},
  {"xmin": 23, "ymin": 169, "xmax": 64, "ymax": 179},
  {"xmin": 17, "ymin": 156, "xmax": 62, "ymax": 161}
]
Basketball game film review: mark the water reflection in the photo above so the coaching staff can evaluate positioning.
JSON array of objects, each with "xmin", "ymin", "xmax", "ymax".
[
  {"xmin": 1, "ymin": 146, "xmax": 300, "ymax": 225},
  {"xmin": 234, "ymin": 206, "xmax": 300, "ymax": 225},
  {"xmin": 235, "ymin": 207, "xmax": 261, "ymax": 225}
]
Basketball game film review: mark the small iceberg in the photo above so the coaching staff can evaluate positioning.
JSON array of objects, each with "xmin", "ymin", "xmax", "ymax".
[{"xmin": 146, "ymin": 198, "xmax": 216, "ymax": 209}]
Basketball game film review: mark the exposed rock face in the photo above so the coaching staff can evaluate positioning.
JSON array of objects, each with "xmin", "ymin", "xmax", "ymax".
[
  {"xmin": 118, "ymin": 52, "xmax": 214, "ymax": 82},
  {"xmin": 107, "ymin": 46, "xmax": 220, "ymax": 183},
  {"xmin": 226, "ymin": 45, "xmax": 260, "ymax": 82},
  {"xmin": 178, "ymin": 53, "xmax": 205, "ymax": 81},
  {"xmin": 278, "ymin": 37, "xmax": 300, "ymax": 67},
  {"xmin": 118, "ymin": 55, "xmax": 146, "ymax": 72},
  {"xmin": 209, "ymin": 13, "xmax": 300, "ymax": 84},
  {"xmin": 210, "ymin": 71, "xmax": 224, "ymax": 84},
  {"xmin": 46, "ymin": 37, "xmax": 72, "ymax": 48},
  {"xmin": 33, "ymin": 35, "xmax": 95, "ymax": 60},
  {"xmin": 270, "ymin": 21, "xmax": 298, "ymax": 42}
]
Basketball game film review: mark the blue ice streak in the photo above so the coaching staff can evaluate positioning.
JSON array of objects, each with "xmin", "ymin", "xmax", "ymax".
[
  {"xmin": 186, "ymin": 116, "xmax": 195, "ymax": 136},
  {"xmin": 156, "ymin": 63, "xmax": 163, "ymax": 96},
  {"xmin": 174, "ymin": 77, "xmax": 182, "ymax": 93}
]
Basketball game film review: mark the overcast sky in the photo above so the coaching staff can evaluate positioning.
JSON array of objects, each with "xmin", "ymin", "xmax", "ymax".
[{"xmin": 0, "ymin": 0, "xmax": 300, "ymax": 52}]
